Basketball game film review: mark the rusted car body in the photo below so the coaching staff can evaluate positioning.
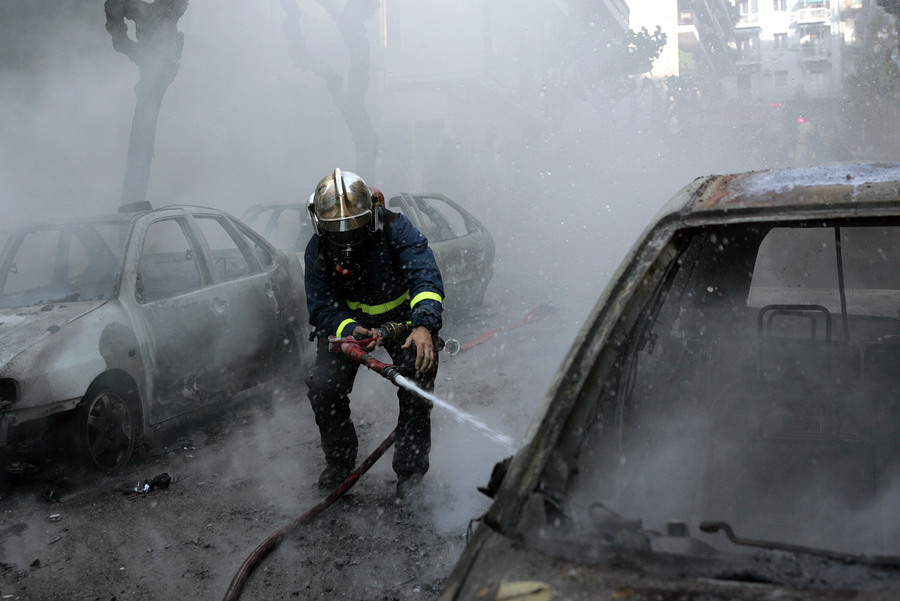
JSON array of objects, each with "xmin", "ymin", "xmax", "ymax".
[
  {"xmin": 439, "ymin": 163, "xmax": 900, "ymax": 600},
  {"xmin": 0, "ymin": 204, "xmax": 306, "ymax": 471},
  {"xmin": 242, "ymin": 192, "xmax": 495, "ymax": 309}
]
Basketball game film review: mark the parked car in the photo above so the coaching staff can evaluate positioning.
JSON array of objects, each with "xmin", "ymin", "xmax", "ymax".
[
  {"xmin": 242, "ymin": 192, "xmax": 495, "ymax": 309},
  {"xmin": 0, "ymin": 203, "xmax": 307, "ymax": 471},
  {"xmin": 439, "ymin": 163, "xmax": 900, "ymax": 600}
]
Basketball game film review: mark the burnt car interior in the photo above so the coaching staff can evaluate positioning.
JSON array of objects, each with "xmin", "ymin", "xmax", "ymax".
[
  {"xmin": 388, "ymin": 195, "xmax": 470, "ymax": 243},
  {"xmin": 136, "ymin": 219, "xmax": 203, "ymax": 302},
  {"xmin": 0, "ymin": 224, "xmax": 125, "ymax": 308},
  {"xmin": 523, "ymin": 218, "xmax": 900, "ymax": 571}
]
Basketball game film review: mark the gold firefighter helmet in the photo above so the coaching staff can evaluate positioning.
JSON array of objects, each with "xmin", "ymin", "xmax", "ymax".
[{"xmin": 308, "ymin": 168, "xmax": 379, "ymax": 246}]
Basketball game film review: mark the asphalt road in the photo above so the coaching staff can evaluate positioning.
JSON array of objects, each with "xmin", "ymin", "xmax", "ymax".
[{"xmin": 0, "ymin": 262, "xmax": 591, "ymax": 601}]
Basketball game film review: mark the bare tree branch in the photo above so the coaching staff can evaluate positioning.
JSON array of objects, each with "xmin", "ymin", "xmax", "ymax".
[{"xmin": 281, "ymin": 0, "xmax": 379, "ymax": 177}]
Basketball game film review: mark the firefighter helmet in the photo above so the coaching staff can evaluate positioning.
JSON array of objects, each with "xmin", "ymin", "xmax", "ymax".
[{"xmin": 308, "ymin": 168, "xmax": 378, "ymax": 246}]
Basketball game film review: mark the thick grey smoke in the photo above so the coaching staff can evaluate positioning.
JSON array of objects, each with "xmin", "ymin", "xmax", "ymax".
[{"xmin": 3, "ymin": 3, "xmax": 899, "ymax": 589}]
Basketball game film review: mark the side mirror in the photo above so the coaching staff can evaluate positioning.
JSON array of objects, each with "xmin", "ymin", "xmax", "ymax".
[{"xmin": 477, "ymin": 456, "xmax": 512, "ymax": 499}]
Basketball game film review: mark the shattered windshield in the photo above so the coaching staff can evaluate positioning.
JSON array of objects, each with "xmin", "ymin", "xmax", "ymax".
[
  {"xmin": 527, "ymin": 220, "xmax": 900, "ymax": 572},
  {"xmin": 0, "ymin": 222, "xmax": 129, "ymax": 308}
]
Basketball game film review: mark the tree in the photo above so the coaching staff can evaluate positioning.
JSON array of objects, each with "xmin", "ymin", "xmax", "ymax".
[
  {"xmin": 847, "ymin": 13, "xmax": 900, "ymax": 100},
  {"xmin": 281, "ymin": 0, "xmax": 379, "ymax": 178},
  {"xmin": 843, "ymin": 11, "xmax": 900, "ymax": 156},
  {"xmin": 579, "ymin": 25, "xmax": 668, "ymax": 106},
  {"xmin": 877, "ymin": 0, "xmax": 900, "ymax": 17},
  {"xmin": 104, "ymin": 0, "xmax": 188, "ymax": 207}
]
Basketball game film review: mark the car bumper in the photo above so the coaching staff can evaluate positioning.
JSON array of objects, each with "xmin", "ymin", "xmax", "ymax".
[{"xmin": 0, "ymin": 397, "xmax": 82, "ymax": 451}]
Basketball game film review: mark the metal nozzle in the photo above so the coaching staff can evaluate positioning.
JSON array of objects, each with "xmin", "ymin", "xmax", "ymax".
[
  {"xmin": 381, "ymin": 365, "xmax": 400, "ymax": 384},
  {"xmin": 444, "ymin": 339, "xmax": 460, "ymax": 355},
  {"xmin": 377, "ymin": 321, "xmax": 411, "ymax": 343}
]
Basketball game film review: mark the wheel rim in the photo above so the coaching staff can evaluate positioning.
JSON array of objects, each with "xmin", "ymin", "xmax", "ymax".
[{"xmin": 84, "ymin": 390, "xmax": 134, "ymax": 469}]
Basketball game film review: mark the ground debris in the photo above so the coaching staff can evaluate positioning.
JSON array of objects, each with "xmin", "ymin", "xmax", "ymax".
[{"xmin": 122, "ymin": 472, "xmax": 175, "ymax": 495}]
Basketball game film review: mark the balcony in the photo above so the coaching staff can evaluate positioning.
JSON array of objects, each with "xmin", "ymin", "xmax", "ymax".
[
  {"xmin": 799, "ymin": 42, "xmax": 831, "ymax": 61},
  {"xmin": 796, "ymin": 6, "xmax": 831, "ymax": 23},
  {"xmin": 679, "ymin": 10, "xmax": 702, "ymax": 52},
  {"xmin": 735, "ymin": 52, "xmax": 763, "ymax": 65}
]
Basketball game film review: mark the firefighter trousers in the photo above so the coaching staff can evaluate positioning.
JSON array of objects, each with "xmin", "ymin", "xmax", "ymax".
[{"xmin": 306, "ymin": 335, "xmax": 437, "ymax": 476}]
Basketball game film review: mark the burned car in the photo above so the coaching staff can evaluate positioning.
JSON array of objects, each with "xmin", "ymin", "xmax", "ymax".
[
  {"xmin": 0, "ymin": 204, "xmax": 306, "ymax": 471},
  {"xmin": 439, "ymin": 163, "xmax": 900, "ymax": 600},
  {"xmin": 242, "ymin": 192, "xmax": 495, "ymax": 308}
]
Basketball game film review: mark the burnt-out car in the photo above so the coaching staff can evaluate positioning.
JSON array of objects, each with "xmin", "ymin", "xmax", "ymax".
[
  {"xmin": 439, "ymin": 163, "xmax": 900, "ymax": 600},
  {"xmin": 242, "ymin": 192, "xmax": 495, "ymax": 308},
  {"xmin": 0, "ymin": 204, "xmax": 307, "ymax": 471}
]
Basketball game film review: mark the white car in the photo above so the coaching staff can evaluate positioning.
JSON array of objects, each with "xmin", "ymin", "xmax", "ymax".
[
  {"xmin": 0, "ymin": 203, "xmax": 307, "ymax": 471},
  {"xmin": 242, "ymin": 192, "xmax": 495, "ymax": 308}
]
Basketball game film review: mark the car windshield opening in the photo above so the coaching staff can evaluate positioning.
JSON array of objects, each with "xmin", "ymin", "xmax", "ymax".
[
  {"xmin": 521, "ymin": 220, "xmax": 900, "ymax": 569},
  {"xmin": 0, "ymin": 223, "xmax": 127, "ymax": 308}
]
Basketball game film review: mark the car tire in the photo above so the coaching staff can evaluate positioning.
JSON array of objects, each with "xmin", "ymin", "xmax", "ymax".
[{"xmin": 78, "ymin": 385, "xmax": 138, "ymax": 471}]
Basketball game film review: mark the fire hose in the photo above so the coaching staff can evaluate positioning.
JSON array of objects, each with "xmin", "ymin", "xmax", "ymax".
[
  {"xmin": 221, "ymin": 323, "xmax": 438, "ymax": 601},
  {"xmin": 443, "ymin": 304, "xmax": 554, "ymax": 355}
]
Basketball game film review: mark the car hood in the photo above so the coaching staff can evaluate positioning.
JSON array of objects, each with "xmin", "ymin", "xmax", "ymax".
[
  {"xmin": 0, "ymin": 301, "xmax": 106, "ymax": 368},
  {"xmin": 440, "ymin": 526, "xmax": 900, "ymax": 601}
]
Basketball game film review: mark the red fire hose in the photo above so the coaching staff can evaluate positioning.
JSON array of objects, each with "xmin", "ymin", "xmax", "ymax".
[
  {"xmin": 446, "ymin": 304, "xmax": 554, "ymax": 355},
  {"xmin": 221, "ymin": 428, "xmax": 396, "ymax": 601},
  {"xmin": 222, "ymin": 335, "xmax": 406, "ymax": 601}
]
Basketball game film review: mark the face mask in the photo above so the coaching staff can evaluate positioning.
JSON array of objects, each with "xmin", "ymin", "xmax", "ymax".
[{"xmin": 327, "ymin": 228, "xmax": 368, "ymax": 276}]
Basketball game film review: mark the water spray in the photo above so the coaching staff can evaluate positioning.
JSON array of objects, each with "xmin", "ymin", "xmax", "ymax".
[
  {"xmin": 328, "ymin": 328, "xmax": 514, "ymax": 450},
  {"xmin": 222, "ymin": 322, "xmax": 514, "ymax": 601}
]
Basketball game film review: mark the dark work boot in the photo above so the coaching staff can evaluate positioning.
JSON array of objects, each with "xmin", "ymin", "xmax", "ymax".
[
  {"xmin": 318, "ymin": 461, "xmax": 354, "ymax": 489},
  {"xmin": 395, "ymin": 471, "xmax": 424, "ymax": 500}
]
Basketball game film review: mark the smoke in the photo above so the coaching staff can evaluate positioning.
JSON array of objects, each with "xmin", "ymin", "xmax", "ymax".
[
  {"xmin": 559, "ymin": 222, "xmax": 900, "ymax": 559},
  {"xmin": 4, "ymin": 3, "xmax": 900, "ymax": 590}
]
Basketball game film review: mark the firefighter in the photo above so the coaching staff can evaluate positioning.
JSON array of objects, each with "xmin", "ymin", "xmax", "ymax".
[{"xmin": 304, "ymin": 168, "xmax": 445, "ymax": 498}]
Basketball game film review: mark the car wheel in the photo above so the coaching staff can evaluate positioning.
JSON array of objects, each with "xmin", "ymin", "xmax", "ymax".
[{"xmin": 79, "ymin": 386, "xmax": 137, "ymax": 471}]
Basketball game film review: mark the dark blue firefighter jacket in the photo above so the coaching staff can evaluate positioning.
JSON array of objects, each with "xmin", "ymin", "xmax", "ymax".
[{"xmin": 304, "ymin": 208, "xmax": 444, "ymax": 339}]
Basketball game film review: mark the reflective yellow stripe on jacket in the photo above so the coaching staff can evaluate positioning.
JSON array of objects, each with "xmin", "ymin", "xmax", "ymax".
[
  {"xmin": 345, "ymin": 290, "xmax": 410, "ymax": 316},
  {"xmin": 338, "ymin": 290, "xmax": 443, "ymax": 337},
  {"xmin": 409, "ymin": 291, "xmax": 442, "ymax": 308},
  {"xmin": 336, "ymin": 318, "xmax": 357, "ymax": 338}
]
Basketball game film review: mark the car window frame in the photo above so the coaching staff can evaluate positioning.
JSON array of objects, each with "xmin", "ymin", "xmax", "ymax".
[
  {"xmin": 486, "ymin": 217, "xmax": 687, "ymax": 532},
  {"xmin": 184, "ymin": 212, "xmax": 262, "ymax": 284},
  {"xmin": 233, "ymin": 220, "xmax": 278, "ymax": 271},
  {"xmin": 135, "ymin": 215, "xmax": 211, "ymax": 304},
  {"xmin": 386, "ymin": 194, "xmax": 423, "ymax": 231}
]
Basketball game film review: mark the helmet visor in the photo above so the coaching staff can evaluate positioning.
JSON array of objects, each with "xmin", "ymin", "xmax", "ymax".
[{"xmin": 326, "ymin": 227, "xmax": 368, "ymax": 247}]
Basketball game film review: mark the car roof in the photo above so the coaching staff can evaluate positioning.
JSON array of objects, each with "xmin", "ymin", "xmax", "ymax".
[
  {"xmin": 661, "ymin": 162, "xmax": 900, "ymax": 225},
  {"xmin": 2, "ymin": 204, "xmax": 237, "ymax": 232}
]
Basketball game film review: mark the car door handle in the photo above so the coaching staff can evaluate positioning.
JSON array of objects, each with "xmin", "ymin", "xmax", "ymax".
[{"xmin": 212, "ymin": 296, "xmax": 228, "ymax": 314}]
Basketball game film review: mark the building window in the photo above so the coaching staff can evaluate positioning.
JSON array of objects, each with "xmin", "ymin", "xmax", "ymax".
[
  {"xmin": 737, "ymin": 33, "xmax": 760, "ymax": 61},
  {"xmin": 774, "ymin": 0, "xmax": 787, "ymax": 9},
  {"xmin": 775, "ymin": 70, "xmax": 789, "ymax": 86},
  {"xmin": 738, "ymin": 73, "xmax": 753, "ymax": 95},
  {"xmin": 774, "ymin": 33, "xmax": 788, "ymax": 49},
  {"xmin": 738, "ymin": 0, "xmax": 759, "ymax": 16},
  {"xmin": 808, "ymin": 69, "xmax": 827, "ymax": 94}
]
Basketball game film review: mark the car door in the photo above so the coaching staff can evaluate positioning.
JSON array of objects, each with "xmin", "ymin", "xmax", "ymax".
[
  {"xmin": 133, "ymin": 215, "xmax": 226, "ymax": 423},
  {"xmin": 388, "ymin": 193, "xmax": 494, "ymax": 305},
  {"xmin": 189, "ymin": 212, "xmax": 278, "ymax": 391}
]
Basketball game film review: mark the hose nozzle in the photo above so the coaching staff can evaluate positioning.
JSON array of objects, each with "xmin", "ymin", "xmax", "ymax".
[{"xmin": 375, "ymin": 321, "xmax": 411, "ymax": 344}]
